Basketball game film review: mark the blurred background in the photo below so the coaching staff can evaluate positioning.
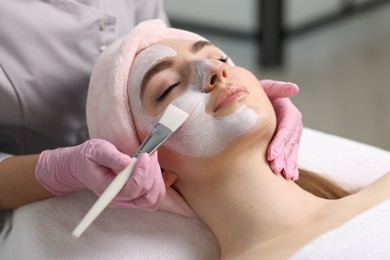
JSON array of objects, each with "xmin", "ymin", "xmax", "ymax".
[{"xmin": 164, "ymin": 0, "xmax": 390, "ymax": 151}]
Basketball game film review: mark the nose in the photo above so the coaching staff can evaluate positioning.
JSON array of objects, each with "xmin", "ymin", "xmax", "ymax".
[
  {"xmin": 204, "ymin": 59, "xmax": 227, "ymax": 93},
  {"xmin": 189, "ymin": 59, "xmax": 228, "ymax": 93}
]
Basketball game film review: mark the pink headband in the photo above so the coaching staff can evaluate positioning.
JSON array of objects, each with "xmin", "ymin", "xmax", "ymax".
[{"xmin": 86, "ymin": 19, "xmax": 206, "ymax": 217}]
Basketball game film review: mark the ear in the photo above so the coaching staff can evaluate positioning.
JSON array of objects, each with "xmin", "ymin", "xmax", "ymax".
[{"xmin": 162, "ymin": 170, "xmax": 178, "ymax": 187}]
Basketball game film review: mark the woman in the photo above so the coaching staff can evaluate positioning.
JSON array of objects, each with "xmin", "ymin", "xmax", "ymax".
[
  {"xmin": 0, "ymin": 4, "xmax": 302, "ymax": 212},
  {"xmin": 86, "ymin": 20, "xmax": 390, "ymax": 259}
]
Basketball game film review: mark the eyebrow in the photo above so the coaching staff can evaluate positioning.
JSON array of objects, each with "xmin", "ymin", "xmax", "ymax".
[
  {"xmin": 140, "ymin": 59, "xmax": 174, "ymax": 97},
  {"xmin": 191, "ymin": 40, "xmax": 214, "ymax": 54},
  {"xmin": 140, "ymin": 41, "xmax": 214, "ymax": 97}
]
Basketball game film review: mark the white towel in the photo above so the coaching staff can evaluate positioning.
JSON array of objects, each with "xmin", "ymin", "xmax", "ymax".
[
  {"xmin": 291, "ymin": 199, "xmax": 390, "ymax": 260},
  {"xmin": 0, "ymin": 190, "xmax": 220, "ymax": 260}
]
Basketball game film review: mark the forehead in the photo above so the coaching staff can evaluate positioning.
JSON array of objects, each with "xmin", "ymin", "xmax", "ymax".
[
  {"xmin": 154, "ymin": 38, "xmax": 198, "ymax": 52},
  {"xmin": 149, "ymin": 38, "xmax": 220, "ymax": 55},
  {"xmin": 133, "ymin": 39, "xmax": 200, "ymax": 67},
  {"xmin": 132, "ymin": 39, "xmax": 221, "ymax": 72}
]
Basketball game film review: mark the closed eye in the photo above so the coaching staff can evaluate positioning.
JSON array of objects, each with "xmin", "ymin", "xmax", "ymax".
[
  {"xmin": 155, "ymin": 81, "xmax": 182, "ymax": 102},
  {"xmin": 219, "ymin": 56, "xmax": 229, "ymax": 63}
]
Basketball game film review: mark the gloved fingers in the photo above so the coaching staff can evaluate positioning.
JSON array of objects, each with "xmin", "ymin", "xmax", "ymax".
[
  {"xmin": 283, "ymin": 150, "xmax": 299, "ymax": 181},
  {"xmin": 269, "ymin": 156, "xmax": 285, "ymax": 175},
  {"xmin": 84, "ymin": 146, "xmax": 165, "ymax": 209},
  {"xmin": 266, "ymin": 97, "xmax": 302, "ymax": 180},
  {"xmin": 286, "ymin": 127, "xmax": 301, "ymax": 181},
  {"xmin": 131, "ymin": 181, "xmax": 166, "ymax": 211},
  {"xmin": 148, "ymin": 152, "xmax": 161, "ymax": 176},
  {"xmin": 87, "ymin": 139, "xmax": 131, "ymax": 173},
  {"xmin": 271, "ymin": 119, "xmax": 301, "ymax": 180},
  {"xmin": 110, "ymin": 191, "xmax": 165, "ymax": 210},
  {"xmin": 267, "ymin": 98, "xmax": 302, "ymax": 161},
  {"xmin": 111, "ymin": 173, "xmax": 166, "ymax": 210},
  {"xmin": 281, "ymin": 162, "xmax": 299, "ymax": 181},
  {"xmin": 84, "ymin": 167, "xmax": 117, "ymax": 196},
  {"xmin": 80, "ymin": 145, "xmax": 120, "ymax": 194},
  {"xmin": 273, "ymin": 98, "xmax": 302, "ymax": 125},
  {"xmin": 119, "ymin": 156, "xmax": 153, "ymax": 199},
  {"xmin": 282, "ymin": 115, "xmax": 302, "ymax": 160},
  {"xmin": 280, "ymin": 138, "xmax": 298, "ymax": 180},
  {"xmin": 260, "ymin": 79, "xmax": 299, "ymax": 100},
  {"xmin": 118, "ymin": 152, "xmax": 162, "ymax": 200},
  {"xmin": 267, "ymin": 126, "xmax": 291, "ymax": 161},
  {"xmin": 128, "ymin": 153, "xmax": 165, "ymax": 210},
  {"xmin": 269, "ymin": 153, "xmax": 298, "ymax": 181}
]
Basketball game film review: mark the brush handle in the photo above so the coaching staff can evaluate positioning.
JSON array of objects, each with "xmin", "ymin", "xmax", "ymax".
[{"xmin": 72, "ymin": 157, "xmax": 138, "ymax": 238}]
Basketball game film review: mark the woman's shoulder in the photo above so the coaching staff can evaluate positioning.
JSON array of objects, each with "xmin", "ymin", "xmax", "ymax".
[
  {"xmin": 353, "ymin": 171, "xmax": 390, "ymax": 202},
  {"xmin": 232, "ymin": 172, "xmax": 390, "ymax": 260}
]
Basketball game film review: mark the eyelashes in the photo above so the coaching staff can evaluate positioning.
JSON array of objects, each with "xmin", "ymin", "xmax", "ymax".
[
  {"xmin": 155, "ymin": 56, "xmax": 230, "ymax": 102},
  {"xmin": 155, "ymin": 81, "xmax": 182, "ymax": 102},
  {"xmin": 219, "ymin": 56, "xmax": 229, "ymax": 63}
]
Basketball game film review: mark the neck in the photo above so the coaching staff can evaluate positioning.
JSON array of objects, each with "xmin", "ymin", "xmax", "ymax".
[{"xmin": 175, "ymin": 146, "xmax": 330, "ymax": 258}]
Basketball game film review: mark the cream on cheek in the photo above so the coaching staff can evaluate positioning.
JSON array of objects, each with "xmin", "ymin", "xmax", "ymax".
[{"xmin": 128, "ymin": 46, "xmax": 259, "ymax": 158}]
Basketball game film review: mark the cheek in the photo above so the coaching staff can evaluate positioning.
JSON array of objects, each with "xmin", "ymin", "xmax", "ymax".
[
  {"xmin": 250, "ymin": 87, "xmax": 273, "ymax": 112},
  {"xmin": 232, "ymin": 69, "xmax": 272, "ymax": 113},
  {"xmin": 229, "ymin": 67, "xmax": 262, "ymax": 93}
]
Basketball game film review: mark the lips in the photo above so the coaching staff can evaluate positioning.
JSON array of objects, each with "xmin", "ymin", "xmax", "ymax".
[{"xmin": 213, "ymin": 85, "xmax": 249, "ymax": 113}]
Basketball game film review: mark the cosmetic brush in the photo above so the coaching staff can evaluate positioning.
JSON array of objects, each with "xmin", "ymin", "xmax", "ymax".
[{"xmin": 72, "ymin": 104, "xmax": 189, "ymax": 238}]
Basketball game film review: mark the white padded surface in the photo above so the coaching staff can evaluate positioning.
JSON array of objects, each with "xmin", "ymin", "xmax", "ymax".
[
  {"xmin": 291, "ymin": 198, "xmax": 390, "ymax": 260},
  {"xmin": 298, "ymin": 128, "xmax": 390, "ymax": 192}
]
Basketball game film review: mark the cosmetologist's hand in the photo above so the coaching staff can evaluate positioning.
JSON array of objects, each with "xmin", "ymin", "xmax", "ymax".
[
  {"xmin": 35, "ymin": 138, "xmax": 165, "ymax": 210},
  {"xmin": 260, "ymin": 79, "xmax": 303, "ymax": 181}
]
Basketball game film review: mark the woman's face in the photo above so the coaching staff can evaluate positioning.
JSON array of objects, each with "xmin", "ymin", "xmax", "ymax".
[{"xmin": 128, "ymin": 38, "xmax": 275, "ymax": 161}]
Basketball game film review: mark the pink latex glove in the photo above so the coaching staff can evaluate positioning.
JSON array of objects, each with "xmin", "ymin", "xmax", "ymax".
[
  {"xmin": 260, "ymin": 79, "xmax": 303, "ymax": 181},
  {"xmin": 35, "ymin": 138, "xmax": 165, "ymax": 211}
]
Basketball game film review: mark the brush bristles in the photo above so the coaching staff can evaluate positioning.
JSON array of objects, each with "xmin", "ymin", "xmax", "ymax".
[{"xmin": 159, "ymin": 104, "xmax": 189, "ymax": 131}]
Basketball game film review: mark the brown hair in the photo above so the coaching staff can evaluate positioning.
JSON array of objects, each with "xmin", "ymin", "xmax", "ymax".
[{"xmin": 296, "ymin": 169, "xmax": 351, "ymax": 199}]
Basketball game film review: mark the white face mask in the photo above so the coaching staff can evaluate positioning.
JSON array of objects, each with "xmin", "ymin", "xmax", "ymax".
[{"xmin": 128, "ymin": 44, "xmax": 258, "ymax": 158}]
